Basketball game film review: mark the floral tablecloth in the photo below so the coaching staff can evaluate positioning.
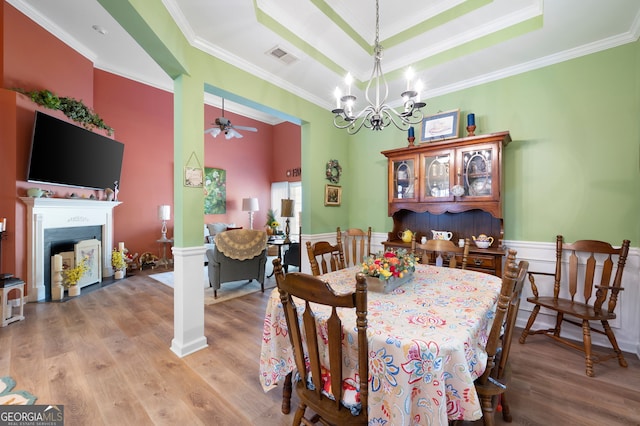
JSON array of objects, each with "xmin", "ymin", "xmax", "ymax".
[{"xmin": 259, "ymin": 264, "xmax": 502, "ymax": 425}]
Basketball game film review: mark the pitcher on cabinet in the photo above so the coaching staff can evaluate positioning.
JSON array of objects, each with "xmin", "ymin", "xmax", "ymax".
[
  {"xmin": 431, "ymin": 230, "xmax": 453, "ymax": 240},
  {"xmin": 398, "ymin": 229, "xmax": 414, "ymax": 243}
]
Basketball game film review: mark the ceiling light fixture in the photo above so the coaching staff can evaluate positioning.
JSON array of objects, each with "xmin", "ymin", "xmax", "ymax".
[{"xmin": 332, "ymin": 0, "xmax": 426, "ymax": 134}]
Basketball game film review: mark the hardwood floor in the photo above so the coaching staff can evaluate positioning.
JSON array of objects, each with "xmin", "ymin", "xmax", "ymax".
[{"xmin": 1, "ymin": 270, "xmax": 639, "ymax": 426}]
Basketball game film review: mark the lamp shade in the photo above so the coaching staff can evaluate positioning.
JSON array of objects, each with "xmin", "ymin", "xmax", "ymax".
[
  {"xmin": 281, "ymin": 199, "xmax": 295, "ymax": 217},
  {"xmin": 242, "ymin": 197, "xmax": 259, "ymax": 212},
  {"xmin": 158, "ymin": 205, "xmax": 171, "ymax": 221}
]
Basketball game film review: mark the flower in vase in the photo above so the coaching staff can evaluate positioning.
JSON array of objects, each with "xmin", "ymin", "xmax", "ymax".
[{"xmin": 63, "ymin": 256, "xmax": 89, "ymax": 288}]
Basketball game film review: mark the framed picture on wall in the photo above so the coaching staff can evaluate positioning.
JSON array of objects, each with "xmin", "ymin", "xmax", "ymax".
[
  {"xmin": 324, "ymin": 184, "xmax": 341, "ymax": 206},
  {"xmin": 421, "ymin": 109, "xmax": 460, "ymax": 142},
  {"xmin": 204, "ymin": 167, "xmax": 226, "ymax": 214}
]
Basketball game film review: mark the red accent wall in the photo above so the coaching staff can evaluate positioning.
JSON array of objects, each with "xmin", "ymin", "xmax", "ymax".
[
  {"xmin": 93, "ymin": 70, "xmax": 175, "ymax": 252},
  {"xmin": 3, "ymin": 3, "xmax": 94, "ymax": 103},
  {"xmin": 1, "ymin": 2, "xmax": 301, "ymax": 286},
  {"xmin": 273, "ymin": 122, "xmax": 302, "ymax": 184},
  {"xmin": 203, "ymin": 104, "xmax": 274, "ymax": 229}
]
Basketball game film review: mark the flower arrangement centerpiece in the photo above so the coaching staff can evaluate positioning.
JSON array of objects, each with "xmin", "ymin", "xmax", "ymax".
[
  {"xmin": 63, "ymin": 256, "xmax": 89, "ymax": 289},
  {"xmin": 361, "ymin": 249, "xmax": 417, "ymax": 293}
]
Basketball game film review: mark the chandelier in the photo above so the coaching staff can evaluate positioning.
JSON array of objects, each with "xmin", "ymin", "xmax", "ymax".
[{"xmin": 332, "ymin": 0, "xmax": 426, "ymax": 134}]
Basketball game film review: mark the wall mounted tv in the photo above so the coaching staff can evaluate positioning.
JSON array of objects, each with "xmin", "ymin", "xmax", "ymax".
[{"xmin": 27, "ymin": 111, "xmax": 124, "ymax": 191}]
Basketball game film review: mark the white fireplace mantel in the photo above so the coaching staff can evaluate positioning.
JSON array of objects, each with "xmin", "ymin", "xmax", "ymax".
[{"xmin": 19, "ymin": 197, "xmax": 121, "ymax": 301}]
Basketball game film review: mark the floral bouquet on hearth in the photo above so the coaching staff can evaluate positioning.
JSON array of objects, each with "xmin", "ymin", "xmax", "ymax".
[
  {"xmin": 111, "ymin": 248, "xmax": 127, "ymax": 271},
  {"xmin": 361, "ymin": 249, "xmax": 417, "ymax": 292},
  {"xmin": 62, "ymin": 256, "xmax": 89, "ymax": 288}
]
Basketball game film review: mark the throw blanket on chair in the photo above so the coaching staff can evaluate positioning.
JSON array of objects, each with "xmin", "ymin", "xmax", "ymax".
[{"xmin": 214, "ymin": 229, "xmax": 267, "ymax": 260}]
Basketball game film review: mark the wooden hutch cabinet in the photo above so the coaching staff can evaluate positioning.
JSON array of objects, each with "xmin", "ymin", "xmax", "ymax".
[{"xmin": 382, "ymin": 131, "xmax": 511, "ymax": 276}]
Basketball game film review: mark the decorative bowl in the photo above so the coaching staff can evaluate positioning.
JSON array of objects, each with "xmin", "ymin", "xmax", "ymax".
[
  {"xmin": 27, "ymin": 188, "xmax": 44, "ymax": 198},
  {"xmin": 474, "ymin": 240, "xmax": 491, "ymax": 249}
]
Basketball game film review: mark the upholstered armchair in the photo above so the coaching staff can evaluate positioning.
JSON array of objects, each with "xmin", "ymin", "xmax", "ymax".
[
  {"xmin": 283, "ymin": 242, "xmax": 301, "ymax": 273},
  {"xmin": 206, "ymin": 229, "xmax": 268, "ymax": 298}
]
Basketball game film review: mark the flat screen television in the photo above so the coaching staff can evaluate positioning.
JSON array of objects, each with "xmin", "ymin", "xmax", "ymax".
[{"xmin": 27, "ymin": 111, "xmax": 124, "ymax": 191}]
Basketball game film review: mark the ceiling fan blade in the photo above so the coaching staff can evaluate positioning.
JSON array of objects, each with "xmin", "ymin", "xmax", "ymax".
[{"xmin": 233, "ymin": 125, "xmax": 258, "ymax": 132}]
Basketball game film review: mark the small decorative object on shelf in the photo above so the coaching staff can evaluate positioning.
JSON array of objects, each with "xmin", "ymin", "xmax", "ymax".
[
  {"xmin": 105, "ymin": 188, "xmax": 114, "ymax": 201},
  {"xmin": 113, "ymin": 181, "xmax": 119, "ymax": 202},
  {"xmin": 407, "ymin": 126, "xmax": 416, "ymax": 147},
  {"xmin": 361, "ymin": 249, "xmax": 417, "ymax": 293},
  {"xmin": 466, "ymin": 113, "xmax": 476, "ymax": 136}
]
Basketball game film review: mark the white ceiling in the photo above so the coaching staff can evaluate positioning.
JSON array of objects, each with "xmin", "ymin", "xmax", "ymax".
[{"xmin": 9, "ymin": 0, "xmax": 640, "ymax": 125}]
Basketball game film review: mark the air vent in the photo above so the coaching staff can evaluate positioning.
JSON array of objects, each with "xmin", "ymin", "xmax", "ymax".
[{"xmin": 266, "ymin": 46, "xmax": 298, "ymax": 65}]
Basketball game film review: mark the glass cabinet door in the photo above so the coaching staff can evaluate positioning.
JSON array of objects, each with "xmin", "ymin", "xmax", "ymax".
[
  {"xmin": 461, "ymin": 144, "xmax": 496, "ymax": 198},
  {"xmin": 421, "ymin": 151, "xmax": 453, "ymax": 200},
  {"xmin": 391, "ymin": 157, "xmax": 416, "ymax": 200}
]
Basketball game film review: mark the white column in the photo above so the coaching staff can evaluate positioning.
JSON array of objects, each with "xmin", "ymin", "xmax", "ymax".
[{"xmin": 170, "ymin": 245, "xmax": 208, "ymax": 357}]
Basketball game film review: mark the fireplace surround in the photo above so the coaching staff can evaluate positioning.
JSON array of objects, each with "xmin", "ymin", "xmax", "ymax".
[{"xmin": 20, "ymin": 197, "xmax": 121, "ymax": 302}]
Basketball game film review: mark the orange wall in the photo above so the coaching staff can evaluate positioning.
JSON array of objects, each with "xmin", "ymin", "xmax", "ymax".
[{"xmin": 1, "ymin": 2, "xmax": 301, "ymax": 284}]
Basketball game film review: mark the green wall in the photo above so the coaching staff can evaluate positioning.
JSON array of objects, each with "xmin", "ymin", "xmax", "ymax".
[
  {"xmin": 345, "ymin": 40, "xmax": 640, "ymax": 245},
  {"xmin": 102, "ymin": 0, "xmax": 639, "ymax": 246}
]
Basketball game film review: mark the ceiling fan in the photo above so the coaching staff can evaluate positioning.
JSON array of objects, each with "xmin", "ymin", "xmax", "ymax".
[{"xmin": 205, "ymin": 98, "xmax": 258, "ymax": 139}]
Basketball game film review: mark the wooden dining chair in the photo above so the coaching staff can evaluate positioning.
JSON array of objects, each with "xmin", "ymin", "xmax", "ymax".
[
  {"xmin": 411, "ymin": 238, "xmax": 470, "ymax": 269},
  {"xmin": 306, "ymin": 239, "xmax": 346, "ymax": 276},
  {"xmin": 519, "ymin": 235, "xmax": 631, "ymax": 377},
  {"xmin": 471, "ymin": 252, "xmax": 529, "ymax": 426},
  {"xmin": 273, "ymin": 258, "xmax": 369, "ymax": 426},
  {"xmin": 339, "ymin": 226, "xmax": 372, "ymax": 267}
]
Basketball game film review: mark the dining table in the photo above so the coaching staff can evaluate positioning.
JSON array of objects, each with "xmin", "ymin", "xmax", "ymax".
[{"xmin": 259, "ymin": 264, "xmax": 503, "ymax": 425}]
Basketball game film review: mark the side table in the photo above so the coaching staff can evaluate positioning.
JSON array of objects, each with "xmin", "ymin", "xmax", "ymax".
[{"xmin": 157, "ymin": 237, "xmax": 174, "ymax": 269}]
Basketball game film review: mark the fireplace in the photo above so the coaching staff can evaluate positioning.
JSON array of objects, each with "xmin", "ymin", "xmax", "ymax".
[
  {"xmin": 20, "ymin": 197, "xmax": 121, "ymax": 302},
  {"xmin": 44, "ymin": 226, "xmax": 102, "ymax": 300}
]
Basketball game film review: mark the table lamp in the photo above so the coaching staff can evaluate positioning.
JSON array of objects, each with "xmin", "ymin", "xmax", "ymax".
[
  {"xmin": 281, "ymin": 199, "xmax": 295, "ymax": 244},
  {"xmin": 242, "ymin": 197, "xmax": 259, "ymax": 229},
  {"xmin": 158, "ymin": 205, "xmax": 171, "ymax": 239}
]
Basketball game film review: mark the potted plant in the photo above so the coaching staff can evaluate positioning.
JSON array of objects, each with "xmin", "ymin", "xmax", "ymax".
[
  {"xmin": 63, "ymin": 256, "xmax": 89, "ymax": 297},
  {"xmin": 112, "ymin": 248, "xmax": 127, "ymax": 279}
]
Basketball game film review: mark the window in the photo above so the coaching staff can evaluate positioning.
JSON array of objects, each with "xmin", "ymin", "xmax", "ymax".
[{"xmin": 271, "ymin": 182, "xmax": 301, "ymax": 240}]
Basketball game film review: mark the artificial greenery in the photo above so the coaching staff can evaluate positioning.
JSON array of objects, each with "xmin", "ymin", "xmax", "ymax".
[
  {"xmin": 266, "ymin": 208, "xmax": 278, "ymax": 228},
  {"xmin": 12, "ymin": 88, "xmax": 114, "ymax": 135},
  {"xmin": 63, "ymin": 256, "xmax": 89, "ymax": 288},
  {"xmin": 111, "ymin": 248, "xmax": 127, "ymax": 271}
]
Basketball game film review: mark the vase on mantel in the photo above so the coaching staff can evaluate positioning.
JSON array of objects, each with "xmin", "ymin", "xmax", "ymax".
[
  {"xmin": 68, "ymin": 285, "xmax": 80, "ymax": 297},
  {"xmin": 114, "ymin": 270, "xmax": 125, "ymax": 279}
]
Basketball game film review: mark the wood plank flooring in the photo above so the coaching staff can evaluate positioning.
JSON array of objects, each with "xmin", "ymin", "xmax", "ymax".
[{"xmin": 1, "ymin": 270, "xmax": 639, "ymax": 426}]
